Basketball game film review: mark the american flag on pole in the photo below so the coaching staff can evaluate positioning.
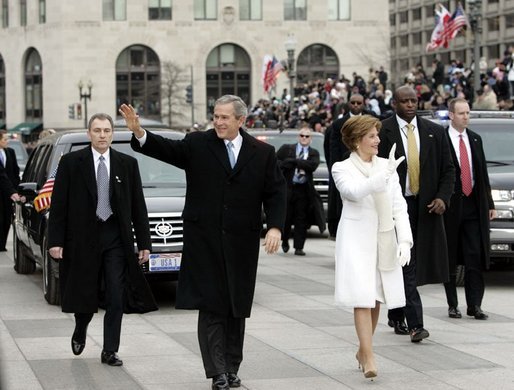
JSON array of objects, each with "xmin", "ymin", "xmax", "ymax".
[
  {"xmin": 34, "ymin": 163, "xmax": 59, "ymax": 213},
  {"xmin": 262, "ymin": 55, "xmax": 283, "ymax": 93},
  {"xmin": 426, "ymin": 2, "xmax": 468, "ymax": 52}
]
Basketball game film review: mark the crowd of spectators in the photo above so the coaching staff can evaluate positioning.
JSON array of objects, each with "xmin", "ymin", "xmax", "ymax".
[{"xmin": 245, "ymin": 45, "xmax": 514, "ymax": 131}]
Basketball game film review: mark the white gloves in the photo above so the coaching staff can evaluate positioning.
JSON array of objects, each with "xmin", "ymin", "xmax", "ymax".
[
  {"xmin": 397, "ymin": 242, "xmax": 411, "ymax": 267},
  {"xmin": 386, "ymin": 144, "xmax": 405, "ymax": 177}
]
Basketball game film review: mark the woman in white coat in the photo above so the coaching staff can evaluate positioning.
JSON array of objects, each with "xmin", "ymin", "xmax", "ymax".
[{"xmin": 332, "ymin": 115, "xmax": 412, "ymax": 379}]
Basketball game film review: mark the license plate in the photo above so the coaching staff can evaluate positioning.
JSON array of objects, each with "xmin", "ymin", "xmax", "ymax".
[{"xmin": 149, "ymin": 253, "xmax": 181, "ymax": 272}]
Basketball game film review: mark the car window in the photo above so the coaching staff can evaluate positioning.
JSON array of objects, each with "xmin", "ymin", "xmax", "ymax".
[
  {"xmin": 69, "ymin": 142, "xmax": 187, "ymax": 190},
  {"xmin": 470, "ymin": 122, "xmax": 514, "ymax": 162},
  {"xmin": 254, "ymin": 133, "xmax": 326, "ymax": 165}
]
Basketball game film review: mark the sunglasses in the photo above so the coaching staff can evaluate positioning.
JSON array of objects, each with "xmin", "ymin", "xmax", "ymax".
[
  {"xmin": 350, "ymin": 101, "xmax": 363, "ymax": 105},
  {"xmin": 299, "ymin": 135, "xmax": 310, "ymax": 138}
]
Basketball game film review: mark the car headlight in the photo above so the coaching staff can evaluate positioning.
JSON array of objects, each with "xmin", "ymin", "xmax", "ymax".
[
  {"xmin": 494, "ymin": 210, "xmax": 514, "ymax": 219},
  {"xmin": 491, "ymin": 190, "xmax": 514, "ymax": 201}
]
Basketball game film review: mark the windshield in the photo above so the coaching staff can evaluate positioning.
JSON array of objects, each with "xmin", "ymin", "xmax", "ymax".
[
  {"xmin": 70, "ymin": 142, "xmax": 186, "ymax": 194},
  {"xmin": 254, "ymin": 133, "xmax": 327, "ymax": 165},
  {"xmin": 472, "ymin": 123, "xmax": 514, "ymax": 162}
]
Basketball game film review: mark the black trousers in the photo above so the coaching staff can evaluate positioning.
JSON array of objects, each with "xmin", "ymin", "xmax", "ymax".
[
  {"xmin": 283, "ymin": 183, "xmax": 309, "ymax": 250},
  {"xmin": 388, "ymin": 196, "xmax": 424, "ymax": 330},
  {"xmin": 444, "ymin": 194, "xmax": 484, "ymax": 308},
  {"xmin": 198, "ymin": 310, "xmax": 245, "ymax": 378},
  {"xmin": 75, "ymin": 216, "xmax": 125, "ymax": 352},
  {"xmin": 0, "ymin": 197, "xmax": 13, "ymax": 250}
]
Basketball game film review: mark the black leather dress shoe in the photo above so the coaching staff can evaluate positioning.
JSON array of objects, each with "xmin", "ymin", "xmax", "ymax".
[
  {"xmin": 448, "ymin": 306, "xmax": 462, "ymax": 318},
  {"xmin": 294, "ymin": 249, "xmax": 306, "ymax": 256},
  {"xmin": 282, "ymin": 242, "xmax": 290, "ymax": 253},
  {"xmin": 410, "ymin": 327, "xmax": 430, "ymax": 342},
  {"xmin": 227, "ymin": 372, "xmax": 241, "ymax": 388},
  {"xmin": 101, "ymin": 351, "xmax": 123, "ymax": 366},
  {"xmin": 212, "ymin": 373, "xmax": 229, "ymax": 390},
  {"xmin": 71, "ymin": 326, "xmax": 88, "ymax": 355},
  {"xmin": 467, "ymin": 305, "xmax": 489, "ymax": 320},
  {"xmin": 387, "ymin": 319, "xmax": 409, "ymax": 335}
]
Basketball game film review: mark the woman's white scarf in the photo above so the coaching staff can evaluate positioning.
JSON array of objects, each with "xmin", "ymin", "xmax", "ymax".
[{"xmin": 349, "ymin": 152, "xmax": 397, "ymax": 271}]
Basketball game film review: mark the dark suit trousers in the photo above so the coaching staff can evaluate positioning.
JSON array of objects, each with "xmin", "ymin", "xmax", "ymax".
[
  {"xmin": 388, "ymin": 196, "xmax": 424, "ymax": 330},
  {"xmin": 75, "ymin": 216, "xmax": 125, "ymax": 352},
  {"xmin": 198, "ymin": 310, "xmax": 245, "ymax": 378},
  {"xmin": 283, "ymin": 183, "xmax": 309, "ymax": 250},
  {"xmin": 0, "ymin": 196, "xmax": 13, "ymax": 250},
  {"xmin": 444, "ymin": 194, "xmax": 484, "ymax": 308}
]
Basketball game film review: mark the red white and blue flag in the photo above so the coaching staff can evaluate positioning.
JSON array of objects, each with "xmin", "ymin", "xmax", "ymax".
[
  {"xmin": 426, "ymin": 2, "xmax": 468, "ymax": 52},
  {"xmin": 262, "ymin": 55, "xmax": 283, "ymax": 93},
  {"xmin": 34, "ymin": 163, "xmax": 59, "ymax": 213}
]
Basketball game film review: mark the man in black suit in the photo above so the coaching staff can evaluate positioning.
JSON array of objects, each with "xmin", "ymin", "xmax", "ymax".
[
  {"xmin": 444, "ymin": 98, "xmax": 495, "ymax": 320},
  {"xmin": 276, "ymin": 127, "xmax": 322, "ymax": 256},
  {"xmin": 326, "ymin": 93, "xmax": 372, "ymax": 237},
  {"xmin": 378, "ymin": 86, "xmax": 455, "ymax": 342},
  {"xmin": 0, "ymin": 130, "xmax": 20, "ymax": 251},
  {"xmin": 120, "ymin": 95, "xmax": 286, "ymax": 390},
  {"xmin": 48, "ymin": 113, "xmax": 156, "ymax": 366}
]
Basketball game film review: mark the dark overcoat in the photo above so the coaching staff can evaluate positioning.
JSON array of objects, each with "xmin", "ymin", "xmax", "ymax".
[
  {"xmin": 131, "ymin": 129, "xmax": 287, "ymax": 318},
  {"xmin": 444, "ymin": 128, "xmax": 494, "ymax": 270},
  {"xmin": 48, "ymin": 147, "xmax": 156, "ymax": 314},
  {"xmin": 276, "ymin": 143, "xmax": 325, "ymax": 233},
  {"xmin": 378, "ymin": 115, "xmax": 455, "ymax": 286}
]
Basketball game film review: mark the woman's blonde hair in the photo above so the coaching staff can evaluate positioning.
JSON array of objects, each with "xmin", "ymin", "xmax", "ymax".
[{"xmin": 341, "ymin": 115, "xmax": 381, "ymax": 152}]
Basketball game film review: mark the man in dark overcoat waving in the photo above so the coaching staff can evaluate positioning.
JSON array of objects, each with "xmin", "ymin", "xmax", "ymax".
[
  {"xmin": 378, "ymin": 86, "xmax": 455, "ymax": 343},
  {"xmin": 48, "ymin": 113, "xmax": 156, "ymax": 367},
  {"xmin": 120, "ymin": 95, "xmax": 286, "ymax": 390}
]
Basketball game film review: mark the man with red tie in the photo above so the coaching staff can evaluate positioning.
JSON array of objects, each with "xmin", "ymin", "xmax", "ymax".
[{"xmin": 443, "ymin": 98, "xmax": 496, "ymax": 320}]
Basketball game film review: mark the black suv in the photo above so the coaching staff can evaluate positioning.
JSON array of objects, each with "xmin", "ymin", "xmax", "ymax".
[{"xmin": 13, "ymin": 129, "xmax": 186, "ymax": 305}]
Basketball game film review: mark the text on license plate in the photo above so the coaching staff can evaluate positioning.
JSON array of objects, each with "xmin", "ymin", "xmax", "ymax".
[{"xmin": 149, "ymin": 253, "xmax": 181, "ymax": 272}]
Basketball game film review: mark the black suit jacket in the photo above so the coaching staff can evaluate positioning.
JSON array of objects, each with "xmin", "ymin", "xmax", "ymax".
[
  {"xmin": 0, "ymin": 148, "xmax": 19, "ymax": 197},
  {"xmin": 131, "ymin": 128, "xmax": 287, "ymax": 318},
  {"xmin": 48, "ymin": 146, "xmax": 156, "ymax": 314},
  {"xmin": 378, "ymin": 115, "xmax": 455, "ymax": 285},
  {"xmin": 444, "ymin": 127, "xmax": 494, "ymax": 270}
]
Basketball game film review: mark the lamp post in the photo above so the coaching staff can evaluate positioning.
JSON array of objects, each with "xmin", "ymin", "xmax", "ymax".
[
  {"xmin": 467, "ymin": 0, "xmax": 482, "ymax": 95},
  {"xmin": 78, "ymin": 80, "xmax": 93, "ymax": 129},
  {"xmin": 284, "ymin": 34, "xmax": 297, "ymax": 100}
]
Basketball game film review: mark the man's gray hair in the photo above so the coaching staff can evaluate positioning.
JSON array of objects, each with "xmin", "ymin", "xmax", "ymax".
[
  {"xmin": 215, "ymin": 95, "xmax": 248, "ymax": 118},
  {"xmin": 88, "ymin": 113, "xmax": 114, "ymax": 131}
]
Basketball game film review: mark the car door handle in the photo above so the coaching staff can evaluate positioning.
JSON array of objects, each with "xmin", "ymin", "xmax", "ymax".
[{"xmin": 24, "ymin": 203, "xmax": 34, "ymax": 209}]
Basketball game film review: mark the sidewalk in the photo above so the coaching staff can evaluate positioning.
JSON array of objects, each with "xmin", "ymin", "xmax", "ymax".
[{"xmin": 1, "ymin": 234, "xmax": 514, "ymax": 389}]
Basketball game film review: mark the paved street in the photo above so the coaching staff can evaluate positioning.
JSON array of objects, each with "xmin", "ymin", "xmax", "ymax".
[{"xmin": 1, "ymin": 231, "xmax": 514, "ymax": 390}]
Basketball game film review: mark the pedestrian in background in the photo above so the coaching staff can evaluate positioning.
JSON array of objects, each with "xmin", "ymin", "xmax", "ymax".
[
  {"xmin": 443, "ymin": 98, "xmax": 496, "ymax": 320},
  {"xmin": 120, "ymin": 95, "xmax": 286, "ymax": 390},
  {"xmin": 0, "ymin": 129, "xmax": 20, "ymax": 251},
  {"xmin": 326, "ymin": 93, "xmax": 374, "ymax": 238},
  {"xmin": 277, "ymin": 127, "xmax": 324, "ymax": 256},
  {"xmin": 48, "ymin": 113, "xmax": 156, "ymax": 367},
  {"xmin": 332, "ymin": 115, "xmax": 412, "ymax": 380},
  {"xmin": 378, "ymin": 86, "xmax": 455, "ymax": 342}
]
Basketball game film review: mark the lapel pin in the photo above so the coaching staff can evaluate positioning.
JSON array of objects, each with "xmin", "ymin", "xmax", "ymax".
[
  {"xmin": 115, "ymin": 176, "xmax": 121, "ymax": 183},
  {"xmin": 429, "ymin": 134, "xmax": 434, "ymax": 138}
]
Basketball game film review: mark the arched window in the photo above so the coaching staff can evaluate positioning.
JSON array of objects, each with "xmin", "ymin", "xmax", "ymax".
[
  {"xmin": 116, "ymin": 45, "xmax": 161, "ymax": 119},
  {"xmin": 206, "ymin": 44, "xmax": 251, "ymax": 117},
  {"xmin": 25, "ymin": 48, "xmax": 43, "ymax": 121},
  {"xmin": 0, "ymin": 55, "xmax": 5, "ymax": 127},
  {"xmin": 297, "ymin": 44, "xmax": 339, "ymax": 83}
]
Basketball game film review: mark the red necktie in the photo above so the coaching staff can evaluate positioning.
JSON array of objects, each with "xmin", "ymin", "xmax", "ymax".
[{"xmin": 459, "ymin": 135, "xmax": 472, "ymax": 196}]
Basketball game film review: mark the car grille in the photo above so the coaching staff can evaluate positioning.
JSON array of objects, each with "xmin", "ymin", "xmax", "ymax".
[
  {"xmin": 134, "ymin": 212, "xmax": 183, "ymax": 249},
  {"xmin": 313, "ymin": 178, "xmax": 329, "ymax": 203}
]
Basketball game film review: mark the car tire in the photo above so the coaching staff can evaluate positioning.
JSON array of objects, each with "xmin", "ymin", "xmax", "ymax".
[
  {"xmin": 12, "ymin": 225, "xmax": 36, "ymax": 274},
  {"xmin": 42, "ymin": 235, "xmax": 60, "ymax": 306},
  {"xmin": 455, "ymin": 265, "xmax": 465, "ymax": 287}
]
